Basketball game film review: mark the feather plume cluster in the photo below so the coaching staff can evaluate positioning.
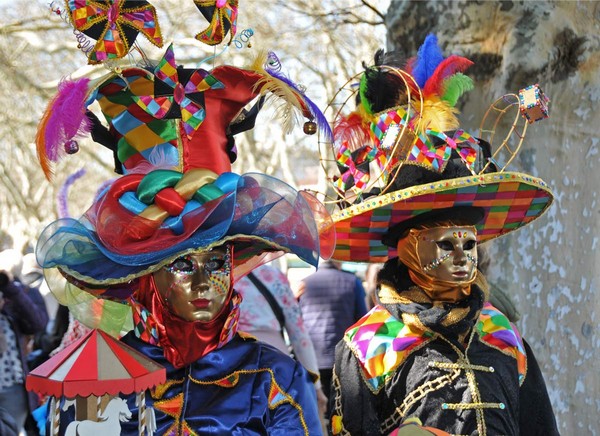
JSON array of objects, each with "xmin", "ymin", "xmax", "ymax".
[
  {"xmin": 403, "ymin": 34, "xmax": 474, "ymax": 131},
  {"xmin": 249, "ymin": 50, "xmax": 332, "ymax": 141},
  {"xmin": 36, "ymin": 78, "xmax": 92, "ymax": 181},
  {"xmin": 406, "ymin": 34, "xmax": 474, "ymax": 103}
]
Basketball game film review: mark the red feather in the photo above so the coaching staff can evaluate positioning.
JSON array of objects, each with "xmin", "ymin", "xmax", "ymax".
[
  {"xmin": 423, "ymin": 55, "xmax": 473, "ymax": 97},
  {"xmin": 333, "ymin": 112, "xmax": 371, "ymax": 152}
]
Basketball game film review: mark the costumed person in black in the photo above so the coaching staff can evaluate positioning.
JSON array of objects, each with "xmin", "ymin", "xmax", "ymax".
[
  {"xmin": 32, "ymin": 4, "xmax": 336, "ymax": 432},
  {"xmin": 325, "ymin": 34, "xmax": 559, "ymax": 435}
]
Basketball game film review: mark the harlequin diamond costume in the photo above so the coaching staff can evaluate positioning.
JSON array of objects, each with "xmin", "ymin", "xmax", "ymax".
[
  {"xmin": 33, "ymin": 4, "xmax": 334, "ymax": 433},
  {"xmin": 325, "ymin": 35, "xmax": 559, "ymax": 436}
]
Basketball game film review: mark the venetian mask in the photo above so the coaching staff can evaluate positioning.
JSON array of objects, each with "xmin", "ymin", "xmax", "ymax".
[
  {"xmin": 153, "ymin": 245, "xmax": 232, "ymax": 322},
  {"xmin": 416, "ymin": 226, "xmax": 478, "ymax": 283}
]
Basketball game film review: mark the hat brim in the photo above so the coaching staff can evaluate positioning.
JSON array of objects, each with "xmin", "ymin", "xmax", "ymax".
[
  {"xmin": 37, "ymin": 173, "xmax": 332, "ymax": 298},
  {"xmin": 332, "ymin": 171, "xmax": 553, "ymax": 262}
]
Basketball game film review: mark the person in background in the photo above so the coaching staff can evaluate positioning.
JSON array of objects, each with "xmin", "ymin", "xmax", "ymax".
[
  {"xmin": 0, "ymin": 405, "xmax": 18, "ymax": 436},
  {"xmin": 236, "ymin": 263, "xmax": 328, "ymax": 417},
  {"xmin": 0, "ymin": 249, "xmax": 48, "ymax": 435},
  {"xmin": 21, "ymin": 252, "xmax": 56, "ymax": 322},
  {"xmin": 363, "ymin": 263, "xmax": 384, "ymax": 310},
  {"xmin": 296, "ymin": 260, "xmax": 368, "ymax": 412}
]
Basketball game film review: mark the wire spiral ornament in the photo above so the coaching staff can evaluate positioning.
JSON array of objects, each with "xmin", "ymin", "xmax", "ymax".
[
  {"xmin": 233, "ymin": 28, "xmax": 254, "ymax": 49},
  {"xmin": 199, "ymin": 28, "xmax": 254, "ymax": 67},
  {"xmin": 317, "ymin": 66, "xmax": 423, "ymax": 207},
  {"xmin": 265, "ymin": 50, "xmax": 282, "ymax": 72},
  {"xmin": 48, "ymin": 1, "xmax": 95, "ymax": 57}
]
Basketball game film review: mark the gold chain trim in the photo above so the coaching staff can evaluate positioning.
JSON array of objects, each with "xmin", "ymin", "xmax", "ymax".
[
  {"xmin": 380, "ymin": 368, "xmax": 461, "ymax": 434},
  {"xmin": 438, "ymin": 333, "xmax": 488, "ymax": 436},
  {"xmin": 330, "ymin": 371, "xmax": 351, "ymax": 436},
  {"xmin": 429, "ymin": 361, "xmax": 495, "ymax": 373},
  {"xmin": 442, "ymin": 402, "xmax": 506, "ymax": 410}
]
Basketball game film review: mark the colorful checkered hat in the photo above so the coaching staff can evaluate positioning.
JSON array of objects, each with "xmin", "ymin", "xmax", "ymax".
[
  {"xmin": 326, "ymin": 34, "xmax": 553, "ymax": 263},
  {"xmin": 34, "ymin": 42, "xmax": 334, "ymax": 296}
]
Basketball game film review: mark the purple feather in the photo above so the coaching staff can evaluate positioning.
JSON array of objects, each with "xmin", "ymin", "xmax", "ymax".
[
  {"xmin": 264, "ymin": 68, "xmax": 333, "ymax": 142},
  {"xmin": 57, "ymin": 168, "xmax": 86, "ymax": 219},
  {"xmin": 45, "ymin": 78, "xmax": 92, "ymax": 161},
  {"xmin": 411, "ymin": 34, "xmax": 445, "ymax": 88}
]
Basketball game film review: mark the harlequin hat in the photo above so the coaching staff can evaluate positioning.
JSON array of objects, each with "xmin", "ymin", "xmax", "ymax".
[
  {"xmin": 35, "ymin": 43, "xmax": 335, "ymax": 298},
  {"xmin": 323, "ymin": 34, "xmax": 552, "ymax": 263}
]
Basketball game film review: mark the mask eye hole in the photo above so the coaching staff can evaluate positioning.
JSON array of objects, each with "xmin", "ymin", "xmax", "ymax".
[
  {"xmin": 435, "ymin": 240, "xmax": 454, "ymax": 251},
  {"xmin": 463, "ymin": 240, "xmax": 476, "ymax": 250},
  {"xmin": 166, "ymin": 256, "xmax": 195, "ymax": 274},
  {"xmin": 205, "ymin": 257, "xmax": 226, "ymax": 272}
]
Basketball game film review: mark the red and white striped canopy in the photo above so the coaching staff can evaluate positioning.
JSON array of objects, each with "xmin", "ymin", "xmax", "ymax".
[{"xmin": 26, "ymin": 329, "xmax": 165, "ymax": 399}]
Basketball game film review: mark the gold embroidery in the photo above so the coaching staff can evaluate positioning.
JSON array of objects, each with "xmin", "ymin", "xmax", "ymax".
[
  {"xmin": 438, "ymin": 332, "xmax": 488, "ymax": 436},
  {"xmin": 441, "ymin": 402, "xmax": 505, "ymax": 410},
  {"xmin": 189, "ymin": 368, "xmax": 310, "ymax": 436},
  {"xmin": 429, "ymin": 361, "xmax": 495, "ymax": 373},
  {"xmin": 380, "ymin": 367, "xmax": 461, "ymax": 434},
  {"xmin": 151, "ymin": 377, "xmax": 184, "ymax": 399}
]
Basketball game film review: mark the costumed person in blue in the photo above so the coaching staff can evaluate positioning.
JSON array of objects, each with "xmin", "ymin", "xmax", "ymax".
[
  {"xmin": 32, "ymin": 4, "xmax": 335, "ymax": 434},
  {"xmin": 325, "ymin": 35, "xmax": 559, "ymax": 435}
]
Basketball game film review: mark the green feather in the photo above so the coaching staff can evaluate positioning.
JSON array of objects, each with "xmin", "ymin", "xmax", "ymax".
[
  {"xmin": 359, "ymin": 68, "xmax": 374, "ymax": 115},
  {"xmin": 441, "ymin": 73, "xmax": 474, "ymax": 107}
]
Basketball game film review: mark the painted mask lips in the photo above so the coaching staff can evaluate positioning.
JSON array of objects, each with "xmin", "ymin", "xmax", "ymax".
[
  {"xmin": 191, "ymin": 298, "xmax": 211, "ymax": 309},
  {"xmin": 452, "ymin": 270, "xmax": 469, "ymax": 278}
]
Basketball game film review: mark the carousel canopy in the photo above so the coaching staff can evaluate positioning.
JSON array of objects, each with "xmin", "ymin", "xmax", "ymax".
[{"xmin": 26, "ymin": 329, "xmax": 165, "ymax": 399}]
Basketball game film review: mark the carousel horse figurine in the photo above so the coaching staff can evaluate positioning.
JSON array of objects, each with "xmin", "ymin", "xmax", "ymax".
[{"xmin": 64, "ymin": 397, "xmax": 132, "ymax": 435}]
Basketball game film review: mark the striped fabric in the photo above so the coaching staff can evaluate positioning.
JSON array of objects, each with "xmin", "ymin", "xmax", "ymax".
[{"xmin": 332, "ymin": 172, "xmax": 553, "ymax": 262}]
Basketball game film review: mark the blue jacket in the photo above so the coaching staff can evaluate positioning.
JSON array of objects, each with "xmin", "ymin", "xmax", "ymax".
[{"xmin": 298, "ymin": 261, "xmax": 367, "ymax": 369}]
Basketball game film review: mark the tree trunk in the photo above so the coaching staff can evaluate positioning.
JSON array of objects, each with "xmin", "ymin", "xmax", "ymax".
[{"xmin": 386, "ymin": 1, "xmax": 599, "ymax": 433}]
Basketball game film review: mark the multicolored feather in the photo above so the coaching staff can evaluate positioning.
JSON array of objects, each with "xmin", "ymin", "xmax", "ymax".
[
  {"xmin": 422, "ymin": 55, "xmax": 473, "ymax": 97},
  {"xmin": 36, "ymin": 77, "xmax": 92, "ymax": 180},
  {"xmin": 250, "ymin": 50, "xmax": 332, "ymax": 141}
]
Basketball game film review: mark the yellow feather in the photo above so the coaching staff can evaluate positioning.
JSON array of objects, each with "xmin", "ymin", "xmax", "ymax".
[
  {"xmin": 413, "ymin": 96, "xmax": 460, "ymax": 132},
  {"xmin": 247, "ymin": 51, "xmax": 307, "ymax": 134}
]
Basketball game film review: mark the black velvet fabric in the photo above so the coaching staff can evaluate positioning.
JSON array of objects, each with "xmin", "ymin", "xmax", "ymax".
[{"xmin": 329, "ymin": 263, "xmax": 560, "ymax": 436}]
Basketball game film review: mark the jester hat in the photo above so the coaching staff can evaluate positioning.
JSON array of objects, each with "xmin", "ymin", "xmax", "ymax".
[
  {"xmin": 35, "ymin": 44, "xmax": 334, "ymax": 299},
  {"xmin": 329, "ymin": 34, "xmax": 553, "ymax": 263}
]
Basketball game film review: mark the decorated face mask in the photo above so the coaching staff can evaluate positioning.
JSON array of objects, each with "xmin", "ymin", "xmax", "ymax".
[
  {"xmin": 417, "ymin": 227, "xmax": 478, "ymax": 283},
  {"xmin": 153, "ymin": 245, "xmax": 232, "ymax": 322}
]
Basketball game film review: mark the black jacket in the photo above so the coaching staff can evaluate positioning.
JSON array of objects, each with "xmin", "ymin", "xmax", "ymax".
[{"xmin": 329, "ymin": 261, "xmax": 559, "ymax": 436}]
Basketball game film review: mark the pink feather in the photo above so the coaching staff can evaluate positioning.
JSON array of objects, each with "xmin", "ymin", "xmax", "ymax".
[
  {"xmin": 44, "ymin": 78, "xmax": 92, "ymax": 160},
  {"xmin": 423, "ymin": 55, "xmax": 473, "ymax": 97}
]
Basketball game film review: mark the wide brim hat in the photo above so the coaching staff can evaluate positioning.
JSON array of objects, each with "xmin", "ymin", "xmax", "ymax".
[
  {"xmin": 332, "ymin": 171, "xmax": 552, "ymax": 262},
  {"xmin": 323, "ymin": 34, "xmax": 553, "ymax": 263},
  {"xmin": 36, "ymin": 170, "xmax": 334, "ymax": 295}
]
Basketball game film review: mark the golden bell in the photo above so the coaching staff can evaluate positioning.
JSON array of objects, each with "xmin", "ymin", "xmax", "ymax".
[{"xmin": 303, "ymin": 121, "xmax": 317, "ymax": 135}]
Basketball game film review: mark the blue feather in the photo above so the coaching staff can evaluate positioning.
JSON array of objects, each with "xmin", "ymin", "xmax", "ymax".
[{"xmin": 412, "ymin": 34, "xmax": 444, "ymax": 88}]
